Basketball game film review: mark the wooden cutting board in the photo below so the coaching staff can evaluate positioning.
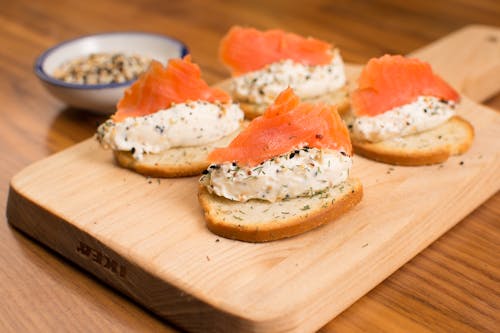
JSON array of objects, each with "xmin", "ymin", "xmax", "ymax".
[{"xmin": 6, "ymin": 25, "xmax": 500, "ymax": 333}]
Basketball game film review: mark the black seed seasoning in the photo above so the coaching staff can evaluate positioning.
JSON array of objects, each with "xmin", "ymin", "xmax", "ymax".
[{"xmin": 155, "ymin": 125, "xmax": 164, "ymax": 134}]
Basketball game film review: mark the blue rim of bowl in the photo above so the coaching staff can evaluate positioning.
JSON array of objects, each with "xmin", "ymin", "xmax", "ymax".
[{"xmin": 34, "ymin": 31, "xmax": 189, "ymax": 90}]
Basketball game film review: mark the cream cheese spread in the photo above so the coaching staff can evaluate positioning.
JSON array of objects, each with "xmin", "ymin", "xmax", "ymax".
[
  {"xmin": 232, "ymin": 50, "xmax": 346, "ymax": 105},
  {"xmin": 201, "ymin": 147, "xmax": 352, "ymax": 202},
  {"xmin": 97, "ymin": 101, "xmax": 244, "ymax": 160},
  {"xmin": 350, "ymin": 96, "xmax": 456, "ymax": 142}
]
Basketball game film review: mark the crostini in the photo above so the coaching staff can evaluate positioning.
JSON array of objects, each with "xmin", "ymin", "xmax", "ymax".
[
  {"xmin": 97, "ymin": 55, "xmax": 244, "ymax": 177},
  {"xmin": 219, "ymin": 26, "xmax": 350, "ymax": 119},
  {"xmin": 198, "ymin": 88, "xmax": 362, "ymax": 242},
  {"xmin": 345, "ymin": 55, "xmax": 474, "ymax": 165}
]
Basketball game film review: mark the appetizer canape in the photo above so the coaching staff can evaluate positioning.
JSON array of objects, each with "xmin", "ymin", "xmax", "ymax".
[
  {"xmin": 97, "ymin": 55, "xmax": 244, "ymax": 177},
  {"xmin": 198, "ymin": 88, "xmax": 362, "ymax": 242},
  {"xmin": 346, "ymin": 55, "xmax": 474, "ymax": 165},
  {"xmin": 219, "ymin": 26, "xmax": 349, "ymax": 119}
]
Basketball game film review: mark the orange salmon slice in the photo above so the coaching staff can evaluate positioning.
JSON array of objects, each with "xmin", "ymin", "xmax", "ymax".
[
  {"xmin": 113, "ymin": 55, "xmax": 230, "ymax": 122},
  {"xmin": 352, "ymin": 55, "xmax": 459, "ymax": 117},
  {"xmin": 220, "ymin": 26, "xmax": 334, "ymax": 76},
  {"xmin": 209, "ymin": 88, "xmax": 352, "ymax": 166}
]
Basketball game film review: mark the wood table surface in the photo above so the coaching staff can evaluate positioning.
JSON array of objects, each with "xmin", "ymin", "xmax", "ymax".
[{"xmin": 1, "ymin": 1, "xmax": 499, "ymax": 332}]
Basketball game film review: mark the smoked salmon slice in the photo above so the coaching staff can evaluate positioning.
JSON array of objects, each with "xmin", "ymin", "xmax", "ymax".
[
  {"xmin": 209, "ymin": 88, "xmax": 352, "ymax": 166},
  {"xmin": 352, "ymin": 55, "xmax": 459, "ymax": 117},
  {"xmin": 220, "ymin": 26, "xmax": 334, "ymax": 76},
  {"xmin": 113, "ymin": 55, "xmax": 230, "ymax": 122}
]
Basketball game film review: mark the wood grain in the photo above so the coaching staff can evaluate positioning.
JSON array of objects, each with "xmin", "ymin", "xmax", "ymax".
[
  {"xmin": 1, "ymin": 1, "xmax": 499, "ymax": 332},
  {"xmin": 7, "ymin": 51, "xmax": 500, "ymax": 331},
  {"xmin": 409, "ymin": 25, "xmax": 500, "ymax": 102}
]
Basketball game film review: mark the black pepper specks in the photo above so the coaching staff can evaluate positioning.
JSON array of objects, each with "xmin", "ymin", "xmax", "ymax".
[{"xmin": 155, "ymin": 125, "xmax": 165, "ymax": 134}]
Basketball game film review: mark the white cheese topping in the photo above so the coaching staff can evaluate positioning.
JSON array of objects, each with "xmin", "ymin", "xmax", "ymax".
[
  {"xmin": 350, "ymin": 96, "xmax": 456, "ymax": 142},
  {"xmin": 97, "ymin": 101, "xmax": 244, "ymax": 160},
  {"xmin": 201, "ymin": 147, "xmax": 352, "ymax": 202},
  {"xmin": 232, "ymin": 50, "xmax": 346, "ymax": 105}
]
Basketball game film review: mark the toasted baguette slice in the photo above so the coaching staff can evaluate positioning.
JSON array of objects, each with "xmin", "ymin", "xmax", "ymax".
[
  {"xmin": 352, "ymin": 116, "xmax": 474, "ymax": 166},
  {"xmin": 198, "ymin": 178, "xmax": 363, "ymax": 242},
  {"xmin": 239, "ymin": 85, "xmax": 350, "ymax": 119},
  {"xmin": 114, "ymin": 128, "xmax": 242, "ymax": 178}
]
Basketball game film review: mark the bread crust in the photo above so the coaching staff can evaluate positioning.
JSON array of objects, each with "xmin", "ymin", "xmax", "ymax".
[
  {"xmin": 239, "ymin": 85, "xmax": 350, "ymax": 120},
  {"xmin": 198, "ymin": 178, "xmax": 363, "ymax": 242},
  {"xmin": 114, "ymin": 150, "xmax": 209, "ymax": 177},
  {"xmin": 113, "ymin": 127, "xmax": 244, "ymax": 177},
  {"xmin": 352, "ymin": 116, "xmax": 474, "ymax": 166}
]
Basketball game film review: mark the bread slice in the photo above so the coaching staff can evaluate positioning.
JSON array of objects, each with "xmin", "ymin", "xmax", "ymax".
[
  {"xmin": 239, "ymin": 85, "xmax": 350, "ymax": 119},
  {"xmin": 352, "ymin": 116, "xmax": 474, "ymax": 166},
  {"xmin": 198, "ymin": 178, "xmax": 363, "ymax": 242},
  {"xmin": 114, "ymin": 128, "xmax": 242, "ymax": 177}
]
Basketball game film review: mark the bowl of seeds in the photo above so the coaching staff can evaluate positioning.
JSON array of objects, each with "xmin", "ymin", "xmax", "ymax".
[{"xmin": 35, "ymin": 32, "xmax": 188, "ymax": 114}]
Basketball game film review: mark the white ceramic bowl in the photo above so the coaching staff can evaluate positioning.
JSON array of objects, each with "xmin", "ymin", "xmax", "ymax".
[{"xmin": 34, "ymin": 32, "xmax": 189, "ymax": 114}]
